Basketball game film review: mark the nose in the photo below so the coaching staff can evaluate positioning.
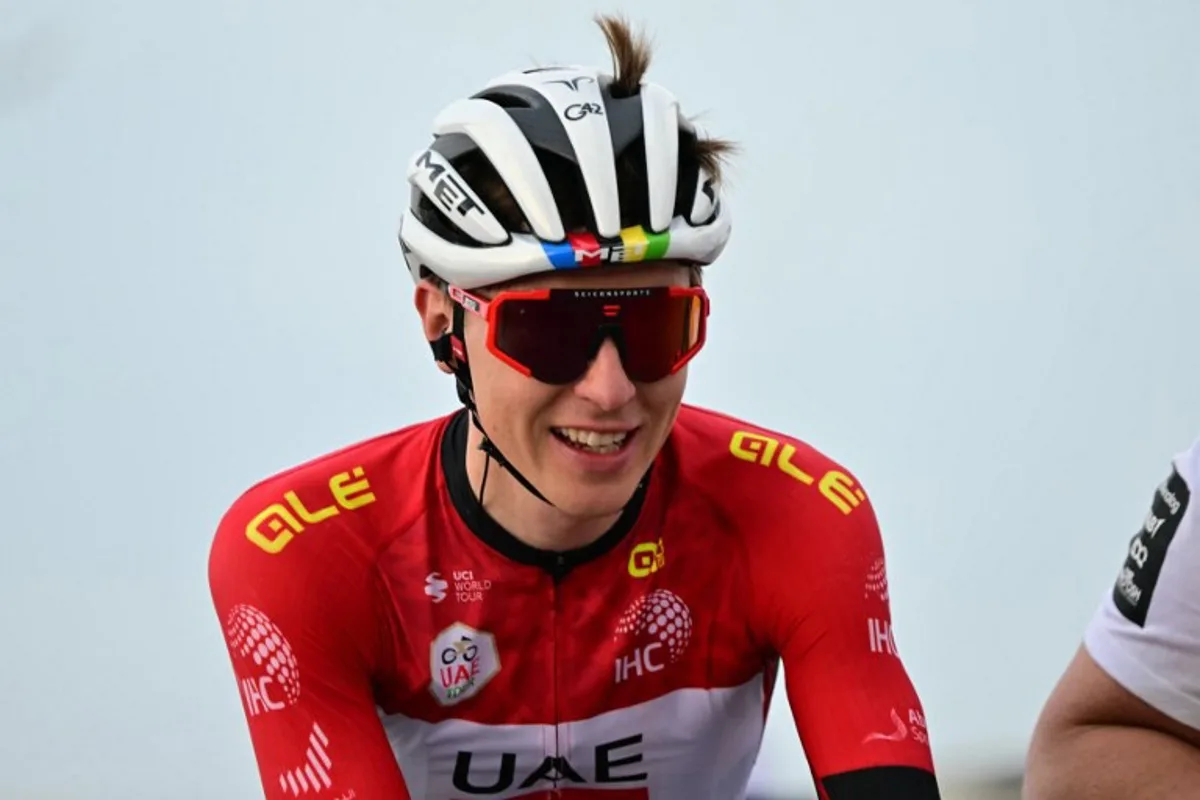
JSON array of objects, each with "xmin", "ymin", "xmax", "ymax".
[{"xmin": 574, "ymin": 339, "xmax": 636, "ymax": 411}]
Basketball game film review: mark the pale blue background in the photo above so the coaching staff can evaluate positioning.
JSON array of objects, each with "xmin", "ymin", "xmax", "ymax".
[{"xmin": 2, "ymin": 1, "xmax": 1198, "ymax": 797}]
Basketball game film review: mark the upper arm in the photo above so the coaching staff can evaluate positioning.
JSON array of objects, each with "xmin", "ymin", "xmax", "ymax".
[
  {"xmin": 1032, "ymin": 644, "xmax": 1200, "ymax": 753},
  {"xmin": 750, "ymin": 469, "xmax": 940, "ymax": 799},
  {"xmin": 208, "ymin": 489, "xmax": 409, "ymax": 799},
  {"xmin": 1038, "ymin": 439, "xmax": 1200, "ymax": 745}
]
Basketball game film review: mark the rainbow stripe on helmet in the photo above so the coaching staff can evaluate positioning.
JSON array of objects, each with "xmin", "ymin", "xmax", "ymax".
[{"xmin": 541, "ymin": 225, "xmax": 671, "ymax": 269}]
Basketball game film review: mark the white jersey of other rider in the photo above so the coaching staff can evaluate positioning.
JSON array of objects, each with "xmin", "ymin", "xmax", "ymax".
[{"xmin": 1085, "ymin": 434, "xmax": 1200, "ymax": 731}]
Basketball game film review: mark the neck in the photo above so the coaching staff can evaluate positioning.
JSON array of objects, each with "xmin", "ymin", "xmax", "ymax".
[{"xmin": 464, "ymin": 422, "xmax": 620, "ymax": 552}]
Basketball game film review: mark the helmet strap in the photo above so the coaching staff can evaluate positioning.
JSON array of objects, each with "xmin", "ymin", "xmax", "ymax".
[{"xmin": 431, "ymin": 303, "xmax": 555, "ymax": 508}]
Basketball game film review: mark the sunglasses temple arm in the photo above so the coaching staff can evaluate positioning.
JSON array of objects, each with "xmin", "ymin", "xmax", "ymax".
[{"xmin": 447, "ymin": 285, "xmax": 491, "ymax": 320}]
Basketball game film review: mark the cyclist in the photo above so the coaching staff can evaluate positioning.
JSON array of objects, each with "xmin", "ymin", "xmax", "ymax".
[
  {"xmin": 209, "ymin": 14, "xmax": 942, "ymax": 799},
  {"xmin": 1025, "ymin": 435, "xmax": 1200, "ymax": 799}
]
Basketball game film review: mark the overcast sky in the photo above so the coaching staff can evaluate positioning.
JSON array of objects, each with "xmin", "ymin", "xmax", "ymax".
[{"xmin": 2, "ymin": 0, "xmax": 1199, "ymax": 797}]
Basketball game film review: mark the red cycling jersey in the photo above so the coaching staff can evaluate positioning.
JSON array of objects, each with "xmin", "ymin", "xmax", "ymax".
[{"xmin": 208, "ymin": 404, "xmax": 940, "ymax": 799}]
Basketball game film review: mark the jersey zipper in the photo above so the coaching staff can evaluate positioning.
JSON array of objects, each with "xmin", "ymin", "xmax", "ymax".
[{"xmin": 552, "ymin": 553, "xmax": 565, "ymax": 795}]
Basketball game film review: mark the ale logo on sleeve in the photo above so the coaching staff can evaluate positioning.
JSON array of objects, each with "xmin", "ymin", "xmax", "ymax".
[
  {"xmin": 728, "ymin": 431, "xmax": 867, "ymax": 515},
  {"xmin": 244, "ymin": 466, "xmax": 376, "ymax": 555},
  {"xmin": 1113, "ymin": 464, "xmax": 1191, "ymax": 627}
]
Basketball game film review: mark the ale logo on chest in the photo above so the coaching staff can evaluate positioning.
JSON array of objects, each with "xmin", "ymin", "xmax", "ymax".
[{"xmin": 429, "ymin": 622, "xmax": 501, "ymax": 706}]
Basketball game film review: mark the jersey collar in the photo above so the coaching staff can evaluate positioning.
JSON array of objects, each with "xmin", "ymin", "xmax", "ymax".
[{"xmin": 440, "ymin": 409, "xmax": 650, "ymax": 579}]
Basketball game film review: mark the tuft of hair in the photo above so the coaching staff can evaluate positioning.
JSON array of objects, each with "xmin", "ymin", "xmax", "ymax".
[
  {"xmin": 595, "ymin": 13, "xmax": 736, "ymax": 183},
  {"xmin": 694, "ymin": 137, "xmax": 738, "ymax": 185},
  {"xmin": 595, "ymin": 13, "xmax": 652, "ymax": 98}
]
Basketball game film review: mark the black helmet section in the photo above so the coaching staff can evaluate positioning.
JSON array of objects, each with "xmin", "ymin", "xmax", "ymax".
[
  {"xmin": 409, "ymin": 131, "xmax": 509, "ymax": 249},
  {"xmin": 411, "ymin": 74, "xmax": 708, "ymax": 251},
  {"xmin": 470, "ymin": 76, "xmax": 706, "ymax": 235}
]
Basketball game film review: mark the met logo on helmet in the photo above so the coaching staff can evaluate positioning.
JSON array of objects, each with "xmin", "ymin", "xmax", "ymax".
[
  {"xmin": 413, "ymin": 149, "xmax": 484, "ymax": 220},
  {"xmin": 406, "ymin": 147, "xmax": 507, "ymax": 248},
  {"xmin": 542, "ymin": 226, "xmax": 670, "ymax": 269}
]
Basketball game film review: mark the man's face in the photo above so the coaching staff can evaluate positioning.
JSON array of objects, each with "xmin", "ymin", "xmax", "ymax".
[{"xmin": 417, "ymin": 262, "xmax": 697, "ymax": 520}]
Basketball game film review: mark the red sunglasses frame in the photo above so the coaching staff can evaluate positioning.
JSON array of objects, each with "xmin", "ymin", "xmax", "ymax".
[{"xmin": 447, "ymin": 284, "xmax": 711, "ymax": 382}]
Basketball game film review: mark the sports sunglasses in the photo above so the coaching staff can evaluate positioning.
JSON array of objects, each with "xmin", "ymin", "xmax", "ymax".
[{"xmin": 447, "ymin": 284, "xmax": 710, "ymax": 385}]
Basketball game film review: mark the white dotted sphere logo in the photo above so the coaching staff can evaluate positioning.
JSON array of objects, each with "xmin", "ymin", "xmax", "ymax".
[
  {"xmin": 225, "ymin": 604, "xmax": 301, "ymax": 706},
  {"xmin": 865, "ymin": 557, "xmax": 889, "ymax": 603},
  {"xmin": 615, "ymin": 589, "xmax": 692, "ymax": 662}
]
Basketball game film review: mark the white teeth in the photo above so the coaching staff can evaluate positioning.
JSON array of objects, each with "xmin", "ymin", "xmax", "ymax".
[{"xmin": 554, "ymin": 427, "xmax": 629, "ymax": 452}]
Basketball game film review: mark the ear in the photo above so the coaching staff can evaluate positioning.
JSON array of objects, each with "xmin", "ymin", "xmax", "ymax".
[{"xmin": 414, "ymin": 279, "xmax": 455, "ymax": 375}]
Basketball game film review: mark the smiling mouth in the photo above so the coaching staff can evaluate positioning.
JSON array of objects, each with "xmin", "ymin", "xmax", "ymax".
[{"xmin": 551, "ymin": 426, "xmax": 637, "ymax": 455}]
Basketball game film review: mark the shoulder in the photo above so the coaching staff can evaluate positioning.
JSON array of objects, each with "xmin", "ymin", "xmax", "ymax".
[
  {"xmin": 1083, "ymin": 433, "xmax": 1200, "ymax": 729},
  {"xmin": 667, "ymin": 404, "xmax": 882, "ymax": 586},
  {"xmin": 670, "ymin": 407, "xmax": 891, "ymax": 652},
  {"xmin": 206, "ymin": 416, "xmax": 455, "ymax": 698},
  {"xmin": 670, "ymin": 404, "xmax": 875, "ymax": 530},
  {"xmin": 209, "ymin": 412, "xmax": 452, "ymax": 571}
]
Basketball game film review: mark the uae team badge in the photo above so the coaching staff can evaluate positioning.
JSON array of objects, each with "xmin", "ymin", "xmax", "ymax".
[{"xmin": 429, "ymin": 622, "xmax": 501, "ymax": 706}]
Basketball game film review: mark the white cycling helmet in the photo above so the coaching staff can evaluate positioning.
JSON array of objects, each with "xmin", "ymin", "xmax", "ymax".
[{"xmin": 398, "ymin": 63, "xmax": 732, "ymax": 290}]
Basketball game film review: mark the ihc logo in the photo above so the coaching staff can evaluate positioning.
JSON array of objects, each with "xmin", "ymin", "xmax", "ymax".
[
  {"xmin": 864, "ymin": 557, "xmax": 889, "ymax": 603},
  {"xmin": 613, "ymin": 589, "xmax": 693, "ymax": 683},
  {"xmin": 224, "ymin": 604, "xmax": 300, "ymax": 717},
  {"xmin": 868, "ymin": 617, "xmax": 899, "ymax": 658},
  {"xmin": 424, "ymin": 572, "xmax": 448, "ymax": 603}
]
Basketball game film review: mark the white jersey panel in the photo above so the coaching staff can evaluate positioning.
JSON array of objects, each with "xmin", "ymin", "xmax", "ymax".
[
  {"xmin": 380, "ymin": 674, "xmax": 766, "ymax": 799},
  {"xmin": 1085, "ymin": 435, "xmax": 1200, "ymax": 730}
]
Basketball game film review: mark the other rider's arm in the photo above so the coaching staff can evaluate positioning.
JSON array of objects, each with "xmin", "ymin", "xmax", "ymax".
[
  {"xmin": 1024, "ymin": 645, "xmax": 1200, "ymax": 800},
  {"xmin": 208, "ymin": 493, "xmax": 410, "ymax": 799},
  {"xmin": 750, "ymin": 480, "xmax": 940, "ymax": 800},
  {"xmin": 1025, "ymin": 446, "xmax": 1200, "ymax": 800}
]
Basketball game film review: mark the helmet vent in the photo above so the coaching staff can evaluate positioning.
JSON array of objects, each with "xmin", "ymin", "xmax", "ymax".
[{"xmin": 479, "ymin": 90, "xmax": 534, "ymax": 110}]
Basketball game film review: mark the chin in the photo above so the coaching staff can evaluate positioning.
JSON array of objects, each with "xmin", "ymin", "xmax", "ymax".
[
  {"xmin": 550, "ymin": 484, "xmax": 641, "ymax": 520},
  {"xmin": 537, "ymin": 438, "xmax": 653, "ymax": 518}
]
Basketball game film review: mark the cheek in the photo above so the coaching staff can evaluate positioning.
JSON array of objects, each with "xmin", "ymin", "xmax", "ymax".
[
  {"xmin": 461, "ymin": 315, "xmax": 490, "ymax": 365},
  {"xmin": 462, "ymin": 322, "xmax": 557, "ymax": 432},
  {"xmin": 643, "ymin": 370, "xmax": 688, "ymax": 412},
  {"xmin": 462, "ymin": 322, "xmax": 507, "ymax": 404}
]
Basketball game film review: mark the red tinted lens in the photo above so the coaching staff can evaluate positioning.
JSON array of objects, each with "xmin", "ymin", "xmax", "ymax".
[
  {"xmin": 616, "ymin": 291, "xmax": 706, "ymax": 382},
  {"xmin": 491, "ymin": 288, "xmax": 708, "ymax": 385},
  {"xmin": 492, "ymin": 295, "xmax": 596, "ymax": 384}
]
